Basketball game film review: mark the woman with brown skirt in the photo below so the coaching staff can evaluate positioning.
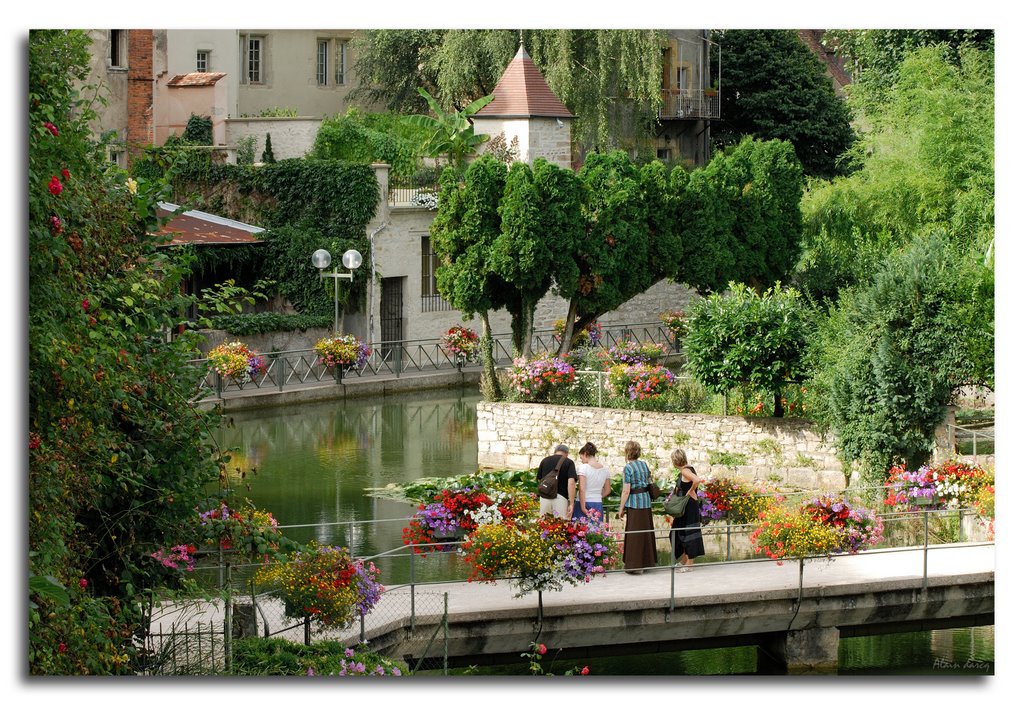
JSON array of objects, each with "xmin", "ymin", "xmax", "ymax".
[{"xmin": 616, "ymin": 440, "xmax": 658, "ymax": 574}]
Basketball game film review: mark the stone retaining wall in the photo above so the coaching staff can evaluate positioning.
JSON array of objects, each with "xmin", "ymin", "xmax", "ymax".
[{"xmin": 477, "ymin": 402, "xmax": 847, "ymax": 491}]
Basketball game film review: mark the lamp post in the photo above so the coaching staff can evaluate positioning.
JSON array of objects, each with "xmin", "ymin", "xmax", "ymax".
[{"xmin": 311, "ymin": 248, "xmax": 362, "ymax": 334}]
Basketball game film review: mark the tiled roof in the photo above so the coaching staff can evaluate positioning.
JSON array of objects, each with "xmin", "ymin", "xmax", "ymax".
[
  {"xmin": 154, "ymin": 203, "xmax": 264, "ymax": 246},
  {"xmin": 167, "ymin": 72, "xmax": 227, "ymax": 87},
  {"xmin": 475, "ymin": 45, "xmax": 574, "ymax": 119},
  {"xmin": 797, "ymin": 30, "xmax": 851, "ymax": 91}
]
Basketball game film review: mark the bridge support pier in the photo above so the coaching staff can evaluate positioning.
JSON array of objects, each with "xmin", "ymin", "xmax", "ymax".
[{"xmin": 758, "ymin": 627, "xmax": 840, "ymax": 674}]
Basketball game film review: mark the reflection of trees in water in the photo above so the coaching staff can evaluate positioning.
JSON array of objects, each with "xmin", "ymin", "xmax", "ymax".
[{"xmin": 215, "ymin": 392, "xmax": 481, "ymax": 484}]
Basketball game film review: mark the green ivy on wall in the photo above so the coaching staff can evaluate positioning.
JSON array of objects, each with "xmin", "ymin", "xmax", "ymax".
[{"xmin": 166, "ymin": 156, "xmax": 380, "ymax": 316}]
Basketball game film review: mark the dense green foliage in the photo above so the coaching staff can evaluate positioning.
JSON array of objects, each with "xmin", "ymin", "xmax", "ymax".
[
  {"xmin": 712, "ymin": 29, "xmax": 855, "ymax": 179},
  {"xmin": 182, "ymin": 114, "xmax": 213, "ymax": 145},
  {"xmin": 494, "ymin": 159, "xmax": 584, "ymax": 357},
  {"xmin": 796, "ymin": 46, "xmax": 994, "ymax": 303},
  {"xmin": 28, "ymin": 30, "xmax": 222, "ymax": 674},
  {"xmin": 405, "ymin": 87, "xmax": 495, "ymax": 171},
  {"xmin": 672, "ymin": 137, "xmax": 804, "ymax": 293},
  {"xmin": 353, "ymin": 29, "xmax": 665, "ymax": 154},
  {"xmin": 430, "ymin": 156, "xmax": 508, "ymax": 398},
  {"xmin": 684, "ymin": 283, "xmax": 810, "ymax": 417},
  {"xmin": 232, "ymin": 638, "xmax": 408, "ymax": 676},
  {"xmin": 261, "ymin": 133, "xmax": 276, "ymax": 163},
  {"xmin": 164, "ymin": 157, "xmax": 380, "ymax": 316},
  {"xmin": 209, "ymin": 312, "xmax": 333, "ymax": 336},
  {"xmin": 824, "ymin": 29, "xmax": 994, "ymax": 109},
  {"xmin": 310, "ymin": 107, "xmax": 429, "ymax": 179},
  {"xmin": 807, "ymin": 235, "xmax": 988, "ymax": 482}
]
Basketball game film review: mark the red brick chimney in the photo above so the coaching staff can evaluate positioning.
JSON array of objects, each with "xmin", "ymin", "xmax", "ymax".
[{"xmin": 126, "ymin": 29, "xmax": 154, "ymax": 165}]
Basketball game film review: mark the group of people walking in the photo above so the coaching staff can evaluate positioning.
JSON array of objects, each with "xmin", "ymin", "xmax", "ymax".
[{"xmin": 535, "ymin": 441, "xmax": 705, "ymax": 574}]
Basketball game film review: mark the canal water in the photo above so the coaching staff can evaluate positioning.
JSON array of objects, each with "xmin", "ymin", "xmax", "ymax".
[{"xmin": 212, "ymin": 387, "xmax": 994, "ymax": 676}]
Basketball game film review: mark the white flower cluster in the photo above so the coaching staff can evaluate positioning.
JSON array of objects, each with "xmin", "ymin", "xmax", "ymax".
[
  {"xmin": 935, "ymin": 480, "xmax": 966, "ymax": 507},
  {"xmin": 469, "ymin": 503, "xmax": 504, "ymax": 527},
  {"xmin": 410, "ymin": 191, "xmax": 438, "ymax": 209}
]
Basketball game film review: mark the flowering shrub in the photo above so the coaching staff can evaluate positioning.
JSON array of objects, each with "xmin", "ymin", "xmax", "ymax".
[
  {"xmin": 732, "ymin": 386, "xmax": 809, "ymax": 417},
  {"xmin": 255, "ymin": 542, "xmax": 384, "ymax": 630},
  {"xmin": 697, "ymin": 477, "xmax": 781, "ymax": 524},
  {"xmin": 801, "ymin": 494, "xmax": 884, "ymax": 553},
  {"xmin": 884, "ymin": 459, "xmax": 989, "ymax": 511},
  {"xmin": 606, "ymin": 340, "xmax": 666, "ymax": 365},
  {"xmin": 660, "ymin": 310, "xmax": 687, "ymax": 342},
  {"xmin": 538, "ymin": 514, "xmax": 621, "ymax": 586},
  {"xmin": 463, "ymin": 522, "xmax": 560, "ymax": 595},
  {"xmin": 402, "ymin": 486, "xmax": 535, "ymax": 553},
  {"xmin": 315, "ymin": 334, "xmax": 371, "ymax": 370},
  {"xmin": 460, "ymin": 514, "xmax": 620, "ymax": 597},
  {"xmin": 441, "ymin": 325, "xmax": 480, "ymax": 365},
  {"xmin": 196, "ymin": 501, "xmax": 286, "ymax": 558},
  {"xmin": 506, "ymin": 354, "xmax": 576, "ymax": 401},
  {"xmin": 751, "ymin": 507, "xmax": 843, "ymax": 561},
  {"xmin": 208, "ymin": 341, "xmax": 267, "ymax": 380},
  {"xmin": 552, "ymin": 319, "xmax": 602, "ymax": 349},
  {"xmin": 607, "ymin": 363, "xmax": 675, "ymax": 401},
  {"xmin": 521, "ymin": 642, "xmax": 590, "ymax": 676},
  {"xmin": 321, "ymin": 646, "xmax": 406, "ymax": 676},
  {"xmin": 150, "ymin": 544, "xmax": 197, "ymax": 572}
]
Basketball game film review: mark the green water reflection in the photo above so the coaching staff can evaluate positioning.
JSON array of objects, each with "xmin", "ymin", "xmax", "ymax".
[
  {"xmin": 443, "ymin": 626, "xmax": 993, "ymax": 676},
  {"xmin": 213, "ymin": 388, "xmax": 482, "ymax": 583}
]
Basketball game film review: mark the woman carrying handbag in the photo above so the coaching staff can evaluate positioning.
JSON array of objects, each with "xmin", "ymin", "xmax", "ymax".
[{"xmin": 667, "ymin": 449, "xmax": 705, "ymax": 572}]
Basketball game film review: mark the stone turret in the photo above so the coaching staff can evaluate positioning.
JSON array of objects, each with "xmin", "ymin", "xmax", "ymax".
[{"xmin": 472, "ymin": 43, "xmax": 574, "ymax": 169}]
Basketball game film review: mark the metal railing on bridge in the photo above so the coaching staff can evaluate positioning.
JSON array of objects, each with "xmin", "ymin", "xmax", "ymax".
[{"xmin": 188, "ymin": 322, "xmax": 678, "ymax": 399}]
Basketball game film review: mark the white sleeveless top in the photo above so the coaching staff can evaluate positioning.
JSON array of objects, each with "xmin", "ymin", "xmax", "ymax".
[{"xmin": 577, "ymin": 462, "xmax": 610, "ymax": 503}]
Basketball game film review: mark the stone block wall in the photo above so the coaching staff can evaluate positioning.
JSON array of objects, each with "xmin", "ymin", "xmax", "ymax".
[
  {"xmin": 225, "ymin": 117, "xmax": 322, "ymax": 160},
  {"xmin": 477, "ymin": 402, "xmax": 847, "ymax": 491}
]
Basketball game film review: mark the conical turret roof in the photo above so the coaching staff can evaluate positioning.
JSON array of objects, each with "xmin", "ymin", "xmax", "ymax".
[{"xmin": 475, "ymin": 44, "xmax": 574, "ymax": 119}]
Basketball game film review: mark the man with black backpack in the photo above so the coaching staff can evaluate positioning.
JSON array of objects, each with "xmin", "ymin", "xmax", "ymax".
[{"xmin": 536, "ymin": 444, "xmax": 577, "ymax": 518}]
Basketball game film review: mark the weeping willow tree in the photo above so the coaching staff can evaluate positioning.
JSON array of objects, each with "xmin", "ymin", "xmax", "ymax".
[{"xmin": 353, "ymin": 29, "xmax": 666, "ymax": 154}]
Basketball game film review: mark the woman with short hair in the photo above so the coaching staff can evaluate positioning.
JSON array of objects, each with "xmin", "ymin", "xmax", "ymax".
[{"xmin": 616, "ymin": 440, "xmax": 657, "ymax": 574}]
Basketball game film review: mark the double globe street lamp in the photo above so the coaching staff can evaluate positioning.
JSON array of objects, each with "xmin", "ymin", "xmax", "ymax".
[{"xmin": 311, "ymin": 248, "xmax": 363, "ymax": 334}]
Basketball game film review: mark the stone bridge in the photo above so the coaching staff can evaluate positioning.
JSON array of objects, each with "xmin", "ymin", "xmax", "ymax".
[{"xmin": 363, "ymin": 543, "xmax": 994, "ymax": 673}]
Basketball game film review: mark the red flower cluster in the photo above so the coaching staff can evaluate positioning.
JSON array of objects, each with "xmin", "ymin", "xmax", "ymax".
[
  {"xmin": 441, "ymin": 489, "xmax": 493, "ymax": 530},
  {"xmin": 44, "ymin": 121, "xmax": 58, "ymax": 136},
  {"xmin": 48, "ymin": 175, "xmax": 62, "ymax": 196}
]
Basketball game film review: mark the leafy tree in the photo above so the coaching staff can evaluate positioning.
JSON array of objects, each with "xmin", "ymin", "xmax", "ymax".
[
  {"xmin": 671, "ymin": 137, "xmax": 805, "ymax": 293},
  {"xmin": 353, "ymin": 29, "xmax": 666, "ymax": 154},
  {"xmin": 492, "ymin": 159, "xmax": 583, "ymax": 358},
  {"xmin": 796, "ymin": 46, "xmax": 994, "ymax": 302},
  {"xmin": 262, "ymin": 132, "xmax": 276, "ymax": 163},
  {"xmin": 430, "ymin": 157, "xmax": 509, "ymax": 398},
  {"xmin": 405, "ymin": 87, "xmax": 495, "ymax": 171},
  {"xmin": 684, "ymin": 283, "xmax": 810, "ymax": 417},
  {"xmin": 807, "ymin": 234, "xmax": 987, "ymax": 483},
  {"xmin": 824, "ymin": 29, "xmax": 993, "ymax": 109},
  {"xmin": 712, "ymin": 29, "xmax": 855, "ymax": 179},
  {"xmin": 557, "ymin": 152, "xmax": 677, "ymax": 354},
  {"xmin": 29, "ymin": 30, "xmax": 222, "ymax": 673}
]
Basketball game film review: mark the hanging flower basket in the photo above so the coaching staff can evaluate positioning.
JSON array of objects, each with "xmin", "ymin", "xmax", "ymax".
[{"xmin": 315, "ymin": 335, "xmax": 371, "ymax": 372}]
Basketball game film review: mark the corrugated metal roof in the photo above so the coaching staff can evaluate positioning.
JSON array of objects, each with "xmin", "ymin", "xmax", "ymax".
[
  {"xmin": 155, "ymin": 202, "xmax": 264, "ymax": 246},
  {"xmin": 475, "ymin": 45, "xmax": 574, "ymax": 119},
  {"xmin": 167, "ymin": 72, "xmax": 227, "ymax": 87}
]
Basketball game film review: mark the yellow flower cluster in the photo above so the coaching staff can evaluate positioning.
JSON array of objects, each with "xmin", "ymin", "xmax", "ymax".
[
  {"xmin": 465, "ymin": 522, "xmax": 556, "ymax": 582},
  {"xmin": 751, "ymin": 507, "xmax": 842, "ymax": 561}
]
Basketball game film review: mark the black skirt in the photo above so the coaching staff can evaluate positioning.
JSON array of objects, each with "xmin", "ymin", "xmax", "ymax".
[{"xmin": 670, "ymin": 495, "xmax": 705, "ymax": 560}]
